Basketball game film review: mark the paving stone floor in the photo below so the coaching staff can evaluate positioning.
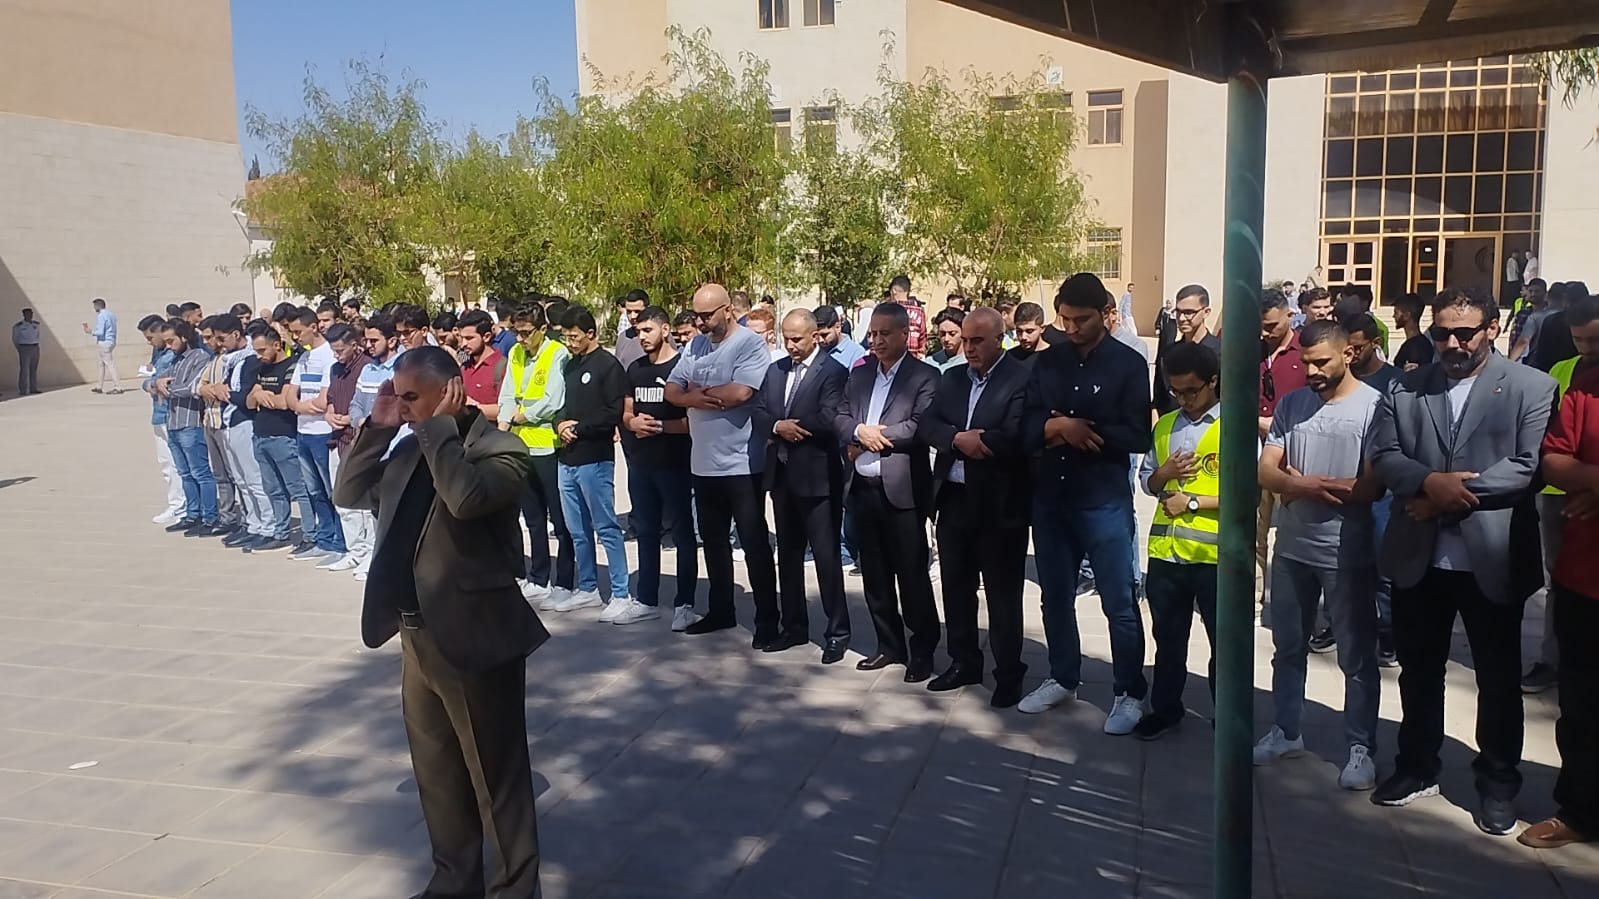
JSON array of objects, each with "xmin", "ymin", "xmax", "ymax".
[{"xmin": 0, "ymin": 385, "xmax": 1593, "ymax": 897}]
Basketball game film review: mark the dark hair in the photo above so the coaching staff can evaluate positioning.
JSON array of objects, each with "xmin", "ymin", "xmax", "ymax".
[
  {"xmin": 1565, "ymin": 280, "xmax": 1591, "ymax": 303},
  {"xmin": 341, "ymin": 297, "xmax": 363, "ymax": 310},
  {"xmin": 1567, "ymin": 296, "xmax": 1599, "ymax": 330},
  {"xmin": 933, "ymin": 308, "xmax": 966, "ymax": 328},
  {"xmin": 178, "ymin": 301, "xmax": 202, "ymax": 315},
  {"xmin": 1299, "ymin": 319, "xmax": 1349, "ymax": 349},
  {"xmin": 393, "ymin": 345, "xmax": 463, "ymax": 383},
  {"xmin": 1527, "ymin": 278, "xmax": 1548, "ymax": 291},
  {"xmin": 812, "ymin": 305, "xmax": 841, "ymax": 328},
  {"xmin": 564, "ymin": 307, "xmax": 598, "ymax": 334},
  {"xmin": 317, "ymin": 301, "xmax": 341, "ymax": 316},
  {"xmin": 1175, "ymin": 284, "xmax": 1210, "ymax": 306},
  {"xmin": 431, "ymin": 311, "xmax": 458, "ymax": 333},
  {"xmin": 888, "ymin": 275, "xmax": 912, "ymax": 294},
  {"xmin": 946, "ymin": 292, "xmax": 966, "ymax": 303},
  {"xmin": 1431, "ymin": 287, "xmax": 1499, "ymax": 329},
  {"xmin": 1014, "ymin": 301, "xmax": 1046, "ymax": 325},
  {"xmin": 672, "ymin": 310, "xmax": 697, "ymax": 327},
  {"xmin": 1393, "ymin": 292, "xmax": 1425, "ymax": 321},
  {"xmin": 137, "ymin": 314, "xmax": 165, "ymax": 331},
  {"xmin": 203, "ymin": 314, "xmax": 242, "ymax": 335},
  {"xmin": 92, "ymin": 298, "xmax": 107, "ymax": 309},
  {"xmin": 623, "ymin": 289, "xmax": 650, "ymax": 305},
  {"xmin": 166, "ymin": 304, "xmax": 182, "ymax": 317},
  {"xmin": 635, "ymin": 305, "xmax": 671, "ymax": 327},
  {"xmin": 510, "ymin": 303, "xmax": 547, "ymax": 329},
  {"xmin": 290, "ymin": 306, "xmax": 317, "ymax": 327},
  {"xmin": 1333, "ymin": 296, "xmax": 1368, "ymax": 323},
  {"xmin": 544, "ymin": 298, "xmax": 570, "ymax": 324},
  {"xmin": 870, "ymin": 301, "xmax": 911, "ymax": 330},
  {"xmin": 1340, "ymin": 311, "xmax": 1382, "ymax": 342},
  {"xmin": 246, "ymin": 320, "xmax": 274, "ymax": 341},
  {"xmin": 160, "ymin": 317, "xmax": 200, "ymax": 348},
  {"xmin": 364, "ymin": 313, "xmax": 396, "ymax": 339},
  {"xmin": 1055, "ymin": 272, "xmax": 1110, "ymax": 311},
  {"xmin": 230, "ymin": 303, "xmax": 252, "ymax": 317},
  {"xmin": 458, "ymin": 309, "xmax": 495, "ymax": 336},
  {"xmin": 1260, "ymin": 288, "xmax": 1289, "ymax": 313},
  {"xmin": 392, "ymin": 304, "xmax": 430, "ymax": 330},
  {"xmin": 325, "ymin": 323, "xmax": 358, "ymax": 345},
  {"xmin": 271, "ymin": 302, "xmax": 299, "ymax": 323},
  {"xmin": 995, "ymin": 298, "xmax": 1018, "ymax": 312},
  {"xmin": 1163, "ymin": 340, "xmax": 1219, "ymax": 383},
  {"xmin": 493, "ymin": 299, "xmax": 517, "ymax": 321}
]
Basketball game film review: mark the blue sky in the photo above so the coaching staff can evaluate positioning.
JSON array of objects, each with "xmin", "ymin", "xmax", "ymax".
[{"xmin": 232, "ymin": 0, "xmax": 578, "ymax": 170}]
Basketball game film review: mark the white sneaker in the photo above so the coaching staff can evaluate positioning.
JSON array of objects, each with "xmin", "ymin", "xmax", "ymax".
[
  {"xmin": 553, "ymin": 589, "xmax": 603, "ymax": 612},
  {"xmin": 1252, "ymin": 726, "xmax": 1306, "ymax": 765},
  {"xmin": 597, "ymin": 598, "xmax": 629, "ymax": 623},
  {"xmin": 536, "ymin": 587, "xmax": 571, "ymax": 612},
  {"xmin": 352, "ymin": 571, "xmax": 368, "ymax": 582},
  {"xmin": 519, "ymin": 579, "xmax": 551, "ymax": 602},
  {"xmin": 1103, "ymin": 693, "xmax": 1146, "ymax": 735},
  {"xmin": 1017, "ymin": 679, "xmax": 1076, "ymax": 715},
  {"xmin": 612, "ymin": 599, "xmax": 661, "ymax": 626},
  {"xmin": 319, "ymin": 553, "xmax": 359, "ymax": 571},
  {"xmin": 672, "ymin": 606, "xmax": 700, "ymax": 632},
  {"xmin": 153, "ymin": 510, "xmax": 182, "ymax": 525},
  {"xmin": 1339, "ymin": 744, "xmax": 1378, "ymax": 791},
  {"xmin": 732, "ymin": 547, "xmax": 746, "ymax": 562}
]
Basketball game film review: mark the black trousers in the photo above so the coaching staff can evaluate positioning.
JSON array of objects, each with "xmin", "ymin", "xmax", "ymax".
[
  {"xmin": 519, "ymin": 453, "xmax": 573, "ymax": 590},
  {"xmin": 627, "ymin": 462, "xmax": 696, "ymax": 608},
  {"xmin": 771, "ymin": 468, "xmax": 850, "ymax": 641},
  {"xmin": 851, "ymin": 476, "xmax": 939, "ymax": 664},
  {"xmin": 1145, "ymin": 559, "xmax": 1218, "ymax": 721},
  {"xmin": 1392, "ymin": 567, "xmax": 1524, "ymax": 799},
  {"xmin": 936, "ymin": 484, "xmax": 1027, "ymax": 686},
  {"xmin": 1554, "ymin": 583, "xmax": 1599, "ymax": 834},
  {"xmin": 694, "ymin": 473, "xmax": 778, "ymax": 631},
  {"xmin": 401, "ymin": 627, "xmax": 540, "ymax": 899}
]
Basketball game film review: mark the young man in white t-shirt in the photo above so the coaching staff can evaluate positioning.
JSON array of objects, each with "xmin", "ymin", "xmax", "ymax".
[{"xmin": 286, "ymin": 307, "xmax": 347, "ymax": 562}]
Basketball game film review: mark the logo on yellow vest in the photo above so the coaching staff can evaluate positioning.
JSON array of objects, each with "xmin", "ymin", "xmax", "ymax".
[{"xmin": 1199, "ymin": 452, "xmax": 1220, "ymax": 479}]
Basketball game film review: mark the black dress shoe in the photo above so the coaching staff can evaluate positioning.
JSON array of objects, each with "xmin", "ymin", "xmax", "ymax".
[
  {"xmin": 1132, "ymin": 713, "xmax": 1184, "ymax": 741},
  {"xmin": 1478, "ymin": 796, "xmax": 1518, "ymax": 836},
  {"xmin": 684, "ymin": 615, "xmax": 737, "ymax": 636},
  {"xmin": 751, "ymin": 631, "xmax": 778, "ymax": 651},
  {"xmin": 856, "ymin": 653, "xmax": 900, "ymax": 671},
  {"xmin": 990, "ymin": 682, "xmax": 1023, "ymax": 708},
  {"xmin": 927, "ymin": 666, "xmax": 981, "ymax": 692},
  {"xmin": 164, "ymin": 518, "xmax": 198, "ymax": 533},
  {"xmin": 761, "ymin": 631, "xmax": 808, "ymax": 653},
  {"xmin": 820, "ymin": 640, "xmax": 848, "ymax": 665},
  {"xmin": 904, "ymin": 659, "xmax": 934, "ymax": 684}
]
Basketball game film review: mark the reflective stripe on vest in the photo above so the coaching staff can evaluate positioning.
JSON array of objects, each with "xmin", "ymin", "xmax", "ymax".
[
  {"xmin": 508, "ymin": 340, "xmax": 560, "ymax": 450},
  {"xmin": 1543, "ymin": 356, "xmax": 1580, "ymax": 496},
  {"xmin": 1148, "ymin": 410, "xmax": 1222, "ymax": 565}
]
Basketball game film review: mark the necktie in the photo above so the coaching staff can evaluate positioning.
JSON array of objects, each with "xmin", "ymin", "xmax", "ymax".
[{"xmin": 785, "ymin": 361, "xmax": 805, "ymax": 412}]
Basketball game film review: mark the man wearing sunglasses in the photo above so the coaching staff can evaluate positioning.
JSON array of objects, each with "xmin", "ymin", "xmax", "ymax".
[{"xmin": 1368, "ymin": 287, "xmax": 1557, "ymax": 836}]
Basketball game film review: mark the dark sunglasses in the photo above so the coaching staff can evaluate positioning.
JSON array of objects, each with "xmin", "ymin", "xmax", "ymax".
[
  {"xmin": 1261, "ymin": 367, "xmax": 1277, "ymax": 403},
  {"xmin": 691, "ymin": 304, "xmax": 728, "ymax": 322},
  {"xmin": 1427, "ymin": 323, "xmax": 1489, "ymax": 345}
]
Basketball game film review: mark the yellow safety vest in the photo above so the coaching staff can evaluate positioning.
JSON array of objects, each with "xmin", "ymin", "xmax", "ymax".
[
  {"xmin": 1148, "ymin": 410, "xmax": 1222, "ymax": 564},
  {"xmin": 1543, "ymin": 356, "xmax": 1581, "ymax": 496},
  {"xmin": 508, "ymin": 339, "xmax": 561, "ymax": 451}
]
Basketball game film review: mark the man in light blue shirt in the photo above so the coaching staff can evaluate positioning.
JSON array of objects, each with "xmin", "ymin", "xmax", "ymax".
[
  {"xmin": 83, "ymin": 297, "xmax": 121, "ymax": 393},
  {"xmin": 815, "ymin": 305, "xmax": 866, "ymax": 370}
]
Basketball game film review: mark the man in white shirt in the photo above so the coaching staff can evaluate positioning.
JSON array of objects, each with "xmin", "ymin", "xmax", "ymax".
[
  {"xmin": 12, "ymin": 308, "xmax": 41, "ymax": 395},
  {"xmin": 285, "ymin": 307, "xmax": 347, "ymax": 562}
]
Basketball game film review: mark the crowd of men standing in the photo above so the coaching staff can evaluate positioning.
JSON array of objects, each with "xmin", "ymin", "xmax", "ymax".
[{"xmin": 117, "ymin": 263, "xmax": 1599, "ymax": 876}]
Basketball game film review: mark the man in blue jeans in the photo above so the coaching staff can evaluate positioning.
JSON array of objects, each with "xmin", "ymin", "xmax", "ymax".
[
  {"xmin": 286, "ymin": 307, "xmax": 346, "ymax": 563},
  {"xmin": 1017, "ymin": 273, "xmax": 1153, "ymax": 734},
  {"xmin": 244, "ymin": 327, "xmax": 311, "ymax": 553},
  {"xmin": 550, "ymin": 307, "xmax": 632, "ymax": 615},
  {"xmin": 154, "ymin": 319, "xmax": 222, "ymax": 535}
]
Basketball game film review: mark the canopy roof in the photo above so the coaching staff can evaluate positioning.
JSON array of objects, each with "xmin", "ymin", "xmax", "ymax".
[{"xmin": 942, "ymin": 0, "xmax": 1599, "ymax": 79}]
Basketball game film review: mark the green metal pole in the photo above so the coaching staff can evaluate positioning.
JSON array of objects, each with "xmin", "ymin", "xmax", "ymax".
[{"xmin": 1215, "ymin": 68, "xmax": 1267, "ymax": 899}]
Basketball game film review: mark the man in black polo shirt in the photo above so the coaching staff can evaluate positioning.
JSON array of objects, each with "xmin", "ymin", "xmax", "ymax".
[
  {"xmin": 244, "ymin": 327, "xmax": 313, "ymax": 553},
  {"xmin": 1018, "ymin": 273, "xmax": 1153, "ymax": 734}
]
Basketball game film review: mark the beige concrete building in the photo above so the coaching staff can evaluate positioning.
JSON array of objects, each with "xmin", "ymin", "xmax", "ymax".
[
  {"xmin": 576, "ymin": 0, "xmax": 1599, "ymax": 330},
  {"xmin": 0, "ymin": 0, "xmax": 250, "ymax": 393}
]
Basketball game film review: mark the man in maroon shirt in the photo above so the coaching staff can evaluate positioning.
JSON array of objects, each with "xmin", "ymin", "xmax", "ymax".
[
  {"xmin": 1521, "ymin": 365, "xmax": 1599, "ymax": 848},
  {"xmin": 1256, "ymin": 288, "xmax": 1309, "ymax": 620},
  {"xmin": 458, "ymin": 309, "xmax": 505, "ymax": 421},
  {"xmin": 323, "ymin": 322, "xmax": 373, "ymax": 572}
]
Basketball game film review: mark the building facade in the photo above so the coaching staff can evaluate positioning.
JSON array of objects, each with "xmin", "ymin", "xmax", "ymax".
[
  {"xmin": 0, "ymin": 0, "xmax": 249, "ymax": 392},
  {"xmin": 576, "ymin": 1, "xmax": 1596, "ymax": 327}
]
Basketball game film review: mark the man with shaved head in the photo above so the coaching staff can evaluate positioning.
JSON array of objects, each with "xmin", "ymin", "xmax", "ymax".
[
  {"xmin": 918, "ymin": 306, "xmax": 1037, "ymax": 707},
  {"xmin": 333, "ymin": 344, "xmax": 545, "ymax": 899},
  {"xmin": 667, "ymin": 283, "xmax": 781, "ymax": 640},
  {"xmin": 759, "ymin": 309, "xmax": 851, "ymax": 662}
]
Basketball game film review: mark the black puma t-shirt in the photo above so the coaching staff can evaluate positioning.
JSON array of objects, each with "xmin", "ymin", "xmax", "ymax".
[{"xmin": 623, "ymin": 355, "xmax": 691, "ymax": 470}]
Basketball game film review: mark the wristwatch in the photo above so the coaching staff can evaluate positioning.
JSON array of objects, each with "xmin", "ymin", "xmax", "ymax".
[{"xmin": 1186, "ymin": 496, "xmax": 1201, "ymax": 514}]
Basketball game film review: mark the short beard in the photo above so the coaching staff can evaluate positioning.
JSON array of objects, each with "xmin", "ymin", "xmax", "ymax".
[{"xmin": 1441, "ymin": 343, "xmax": 1489, "ymax": 379}]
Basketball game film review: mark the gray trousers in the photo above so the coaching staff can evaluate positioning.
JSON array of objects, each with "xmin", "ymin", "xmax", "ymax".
[
  {"xmin": 223, "ymin": 420, "xmax": 273, "ymax": 536},
  {"xmin": 16, "ymin": 344, "xmax": 39, "ymax": 394},
  {"xmin": 1270, "ymin": 554, "xmax": 1382, "ymax": 752},
  {"xmin": 204, "ymin": 426, "xmax": 241, "ymax": 528},
  {"xmin": 1538, "ymin": 493, "xmax": 1566, "ymax": 668}
]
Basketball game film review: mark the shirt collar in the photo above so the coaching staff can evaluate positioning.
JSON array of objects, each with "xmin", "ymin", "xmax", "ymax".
[
  {"xmin": 876, "ymin": 353, "xmax": 905, "ymax": 380},
  {"xmin": 970, "ymin": 354, "xmax": 1004, "ymax": 385},
  {"xmin": 1183, "ymin": 402, "xmax": 1221, "ymax": 424},
  {"xmin": 795, "ymin": 345, "xmax": 822, "ymax": 370}
]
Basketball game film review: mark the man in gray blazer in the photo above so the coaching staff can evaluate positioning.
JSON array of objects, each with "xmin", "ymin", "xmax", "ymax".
[
  {"xmin": 1367, "ymin": 287, "xmax": 1556, "ymax": 837},
  {"xmin": 835, "ymin": 302, "xmax": 941, "ymax": 681},
  {"xmin": 335, "ymin": 346, "xmax": 546, "ymax": 899}
]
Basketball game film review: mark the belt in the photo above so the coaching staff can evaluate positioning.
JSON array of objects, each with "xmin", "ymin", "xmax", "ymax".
[{"xmin": 399, "ymin": 610, "xmax": 425, "ymax": 630}]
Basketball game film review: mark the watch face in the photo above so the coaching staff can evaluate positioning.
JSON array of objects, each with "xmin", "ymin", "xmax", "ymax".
[{"xmin": 1187, "ymin": 498, "xmax": 1200, "ymax": 512}]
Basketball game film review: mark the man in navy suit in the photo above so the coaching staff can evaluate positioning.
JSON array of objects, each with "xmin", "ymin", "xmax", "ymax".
[{"xmin": 760, "ymin": 309, "xmax": 851, "ymax": 661}]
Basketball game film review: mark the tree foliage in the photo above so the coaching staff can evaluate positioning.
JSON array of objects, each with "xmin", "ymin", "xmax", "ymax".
[
  {"xmin": 858, "ymin": 65, "xmax": 1093, "ymax": 298},
  {"xmin": 785, "ymin": 142, "xmax": 893, "ymax": 304},
  {"xmin": 1532, "ymin": 49, "xmax": 1599, "ymax": 106}
]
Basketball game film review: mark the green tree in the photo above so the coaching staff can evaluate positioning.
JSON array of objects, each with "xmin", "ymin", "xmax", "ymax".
[
  {"xmin": 786, "ymin": 141, "xmax": 892, "ymax": 305},
  {"xmin": 1533, "ymin": 49, "xmax": 1599, "ymax": 105},
  {"xmin": 243, "ymin": 61, "xmax": 438, "ymax": 306},
  {"xmin": 534, "ymin": 28, "xmax": 791, "ymax": 306},
  {"xmin": 857, "ymin": 65, "xmax": 1093, "ymax": 298}
]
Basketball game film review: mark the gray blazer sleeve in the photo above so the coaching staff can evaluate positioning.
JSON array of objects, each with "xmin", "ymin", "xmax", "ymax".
[
  {"xmin": 1368, "ymin": 388, "xmax": 1434, "ymax": 498},
  {"xmin": 1466, "ymin": 374, "xmax": 1556, "ymax": 510}
]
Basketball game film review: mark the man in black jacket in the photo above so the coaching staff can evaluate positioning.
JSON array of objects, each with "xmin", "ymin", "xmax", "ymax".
[
  {"xmin": 333, "ymin": 346, "xmax": 545, "ymax": 899},
  {"xmin": 760, "ymin": 309, "xmax": 850, "ymax": 661},
  {"xmin": 918, "ymin": 307, "xmax": 1036, "ymax": 707},
  {"xmin": 836, "ymin": 302, "xmax": 941, "ymax": 681}
]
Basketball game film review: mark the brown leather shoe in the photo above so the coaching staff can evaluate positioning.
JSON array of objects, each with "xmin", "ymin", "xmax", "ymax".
[{"xmin": 1518, "ymin": 817, "xmax": 1589, "ymax": 849}]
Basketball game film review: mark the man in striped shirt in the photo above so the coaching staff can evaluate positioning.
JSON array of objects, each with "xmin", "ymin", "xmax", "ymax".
[
  {"xmin": 286, "ymin": 307, "xmax": 346, "ymax": 564},
  {"xmin": 153, "ymin": 318, "xmax": 221, "ymax": 535}
]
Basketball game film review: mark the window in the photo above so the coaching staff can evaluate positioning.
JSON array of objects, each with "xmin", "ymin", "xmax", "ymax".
[
  {"xmin": 804, "ymin": 106, "xmax": 836, "ymax": 156},
  {"xmin": 1087, "ymin": 90, "xmax": 1123, "ymax": 145},
  {"xmin": 1086, "ymin": 228, "xmax": 1123, "ymax": 279},
  {"xmin": 803, "ymin": 0, "xmax": 834, "ymax": 27},
  {"xmin": 758, "ymin": 0, "xmax": 788, "ymax": 30},
  {"xmin": 771, "ymin": 108, "xmax": 792, "ymax": 154}
]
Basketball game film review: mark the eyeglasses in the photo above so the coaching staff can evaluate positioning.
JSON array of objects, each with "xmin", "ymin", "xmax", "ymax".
[
  {"xmin": 690, "ymin": 304, "xmax": 728, "ymax": 322},
  {"xmin": 1174, "ymin": 307, "xmax": 1205, "ymax": 318},
  {"xmin": 396, "ymin": 327, "xmax": 416, "ymax": 337},
  {"xmin": 1169, "ymin": 385, "xmax": 1210, "ymax": 400},
  {"xmin": 515, "ymin": 328, "xmax": 539, "ymax": 338},
  {"xmin": 1428, "ymin": 323, "xmax": 1489, "ymax": 345}
]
